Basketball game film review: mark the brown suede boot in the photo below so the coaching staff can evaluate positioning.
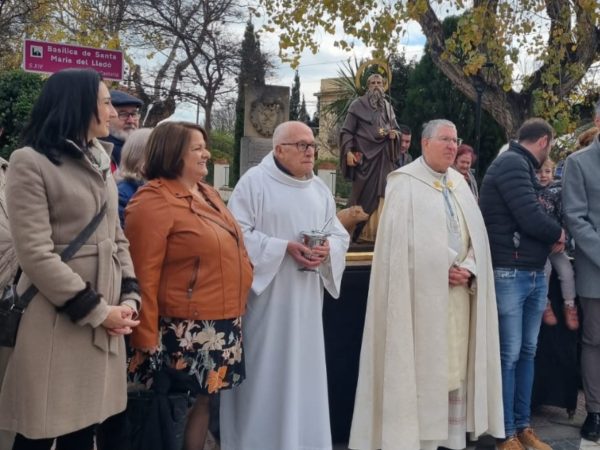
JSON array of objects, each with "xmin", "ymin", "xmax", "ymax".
[{"xmin": 517, "ymin": 427, "xmax": 552, "ymax": 450}]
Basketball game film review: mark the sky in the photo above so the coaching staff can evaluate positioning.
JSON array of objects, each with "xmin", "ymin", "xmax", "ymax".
[{"xmin": 170, "ymin": 18, "xmax": 428, "ymax": 122}]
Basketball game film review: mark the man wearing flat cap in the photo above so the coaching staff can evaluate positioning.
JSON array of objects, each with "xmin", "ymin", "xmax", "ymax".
[{"xmin": 105, "ymin": 90, "xmax": 143, "ymax": 173}]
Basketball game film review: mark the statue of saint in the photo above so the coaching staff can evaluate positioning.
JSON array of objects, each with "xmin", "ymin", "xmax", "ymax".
[{"xmin": 339, "ymin": 73, "xmax": 401, "ymax": 243}]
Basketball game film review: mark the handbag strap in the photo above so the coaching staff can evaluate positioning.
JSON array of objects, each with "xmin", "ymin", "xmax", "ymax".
[{"xmin": 12, "ymin": 202, "xmax": 108, "ymax": 312}]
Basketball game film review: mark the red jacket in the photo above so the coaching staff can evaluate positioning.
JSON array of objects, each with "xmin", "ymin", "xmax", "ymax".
[{"xmin": 125, "ymin": 178, "xmax": 253, "ymax": 349}]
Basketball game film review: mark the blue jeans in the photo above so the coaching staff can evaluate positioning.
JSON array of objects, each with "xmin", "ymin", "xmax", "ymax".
[{"xmin": 494, "ymin": 268, "xmax": 548, "ymax": 437}]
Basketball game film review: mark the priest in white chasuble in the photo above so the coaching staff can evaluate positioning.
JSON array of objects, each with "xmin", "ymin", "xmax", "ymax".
[
  {"xmin": 349, "ymin": 119, "xmax": 504, "ymax": 450},
  {"xmin": 220, "ymin": 121, "xmax": 350, "ymax": 450}
]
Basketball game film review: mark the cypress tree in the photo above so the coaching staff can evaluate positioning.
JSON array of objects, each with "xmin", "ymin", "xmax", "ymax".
[
  {"xmin": 298, "ymin": 95, "xmax": 310, "ymax": 124},
  {"xmin": 289, "ymin": 70, "xmax": 300, "ymax": 120},
  {"xmin": 311, "ymin": 96, "xmax": 320, "ymax": 129},
  {"xmin": 231, "ymin": 20, "xmax": 267, "ymax": 186}
]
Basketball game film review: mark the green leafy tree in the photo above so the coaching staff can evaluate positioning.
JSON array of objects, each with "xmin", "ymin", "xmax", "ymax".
[
  {"xmin": 289, "ymin": 70, "xmax": 301, "ymax": 120},
  {"xmin": 399, "ymin": 32, "xmax": 505, "ymax": 177},
  {"xmin": 389, "ymin": 53, "xmax": 411, "ymax": 122},
  {"xmin": 0, "ymin": 70, "xmax": 44, "ymax": 160},
  {"xmin": 402, "ymin": 58, "xmax": 505, "ymax": 176},
  {"xmin": 206, "ymin": 129, "xmax": 235, "ymax": 184},
  {"xmin": 231, "ymin": 20, "xmax": 267, "ymax": 186},
  {"xmin": 210, "ymin": 129, "xmax": 235, "ymax": 161},
  {"xmin": 258, "ymin": 0, "xmax": 600, "ymax": 136},
  {"xmin": 0, "ymin": 0, "xmax": 56, "ymax": 70}
]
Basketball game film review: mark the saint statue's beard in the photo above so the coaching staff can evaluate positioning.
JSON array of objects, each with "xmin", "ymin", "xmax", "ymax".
[{"xmin": 367, "ymin": 87, "xmax": 385, "ymax": 110}]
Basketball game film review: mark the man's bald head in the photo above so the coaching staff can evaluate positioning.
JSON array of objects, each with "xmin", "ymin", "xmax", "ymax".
[
  {"xmin": 273, "ymin": 121, "xmax": 316, "ymax": 179},
  {"xmin": 273, "ymin": 121, "xmax": 312, "ymax": 146}
]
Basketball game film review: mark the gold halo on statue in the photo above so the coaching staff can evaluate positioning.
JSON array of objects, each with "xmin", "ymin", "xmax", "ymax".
[{"xmin": 355, "ymin": 58, "xmax": 392, "ymax": 92}]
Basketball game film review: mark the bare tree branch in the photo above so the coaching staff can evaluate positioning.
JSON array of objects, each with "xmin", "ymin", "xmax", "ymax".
[
  {"xmin": 122, "ymin": 0, "xmax": 242, "ymax": 127},
  {"xmin": 406, "ymin": 0, "xmax": 599, "ymax": 136}
]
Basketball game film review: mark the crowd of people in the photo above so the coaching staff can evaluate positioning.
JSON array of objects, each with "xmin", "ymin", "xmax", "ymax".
[{"xmin": 0, "ymin": 67, "xmax": 598, "ymax": 450}]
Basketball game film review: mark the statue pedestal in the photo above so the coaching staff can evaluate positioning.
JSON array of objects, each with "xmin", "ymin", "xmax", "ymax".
[
  {"xmin": 240, "ymin": 137, "xmax": 272, "ymax": 176},
  {"xmin": 323, "ymin": 258, "xmax": 371, "ymax": 443},
  {"xmin": 348, "ymin": 242, "xmax": 374, "ymax": 253}
]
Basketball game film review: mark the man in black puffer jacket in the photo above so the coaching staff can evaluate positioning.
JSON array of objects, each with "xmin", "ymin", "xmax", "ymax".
[{"xmin": 480, "ymin": 118, "xmax": 564, "ymax": 450}]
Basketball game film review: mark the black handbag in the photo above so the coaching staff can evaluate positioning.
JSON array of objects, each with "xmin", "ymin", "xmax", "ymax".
[
  {"xmin": 0, "ymin": 202, "xmax": 107, "ymax": 347},
  {"xmin": 126, "ymin": 356, "xmax": 193, "ymax": 450}
]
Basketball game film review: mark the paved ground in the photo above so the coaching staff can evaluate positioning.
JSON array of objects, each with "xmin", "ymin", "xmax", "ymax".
[
  {"xmin": 205, "ymin": 391, "xmax": 600, "ymax": 450},
  {"xmin": 199, "ymin": 393, "xmax": 600, "ymax": 450},
  {"xmin": 328, "ymin": 391, "xmax": 599, "ymax": 450}
]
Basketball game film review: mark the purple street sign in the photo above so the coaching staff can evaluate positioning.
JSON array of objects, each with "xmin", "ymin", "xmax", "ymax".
[{"xmin": 23, "ymin": 39, "xmax": 123, "ymax": 81}]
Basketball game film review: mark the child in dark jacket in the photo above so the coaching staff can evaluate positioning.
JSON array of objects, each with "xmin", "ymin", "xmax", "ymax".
[{"xmin": 537, "ymin": 158, "xmax": 579, "ymax": 330}]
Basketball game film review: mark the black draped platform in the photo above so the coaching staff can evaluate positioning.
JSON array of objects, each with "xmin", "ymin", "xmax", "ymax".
[{"xmin": 323, "ymin": 262, "xmax": 371, "ymax": 443}]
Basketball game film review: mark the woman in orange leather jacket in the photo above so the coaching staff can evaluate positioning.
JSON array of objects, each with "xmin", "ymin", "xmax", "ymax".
[{"xmin": 124, "ymin": 121, "xmax": 253, "ymax": 450}]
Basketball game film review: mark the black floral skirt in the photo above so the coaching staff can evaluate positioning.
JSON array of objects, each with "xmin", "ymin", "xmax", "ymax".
[{"xmin": 128, "ymin": 316, "xmax": 245, "ymax": 395}]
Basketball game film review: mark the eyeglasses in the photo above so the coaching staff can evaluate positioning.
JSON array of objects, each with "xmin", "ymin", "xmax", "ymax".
[
  {"xmin": 280, "ymin": 142, "xmax": 318, "ymax": 152},
  {"xmin": 431, "ymin": 136, "xmax": 462, "ymax": 146},
  {"xmin": 117, "ymin": 111, "xmax": 141, "ymax": 120}
]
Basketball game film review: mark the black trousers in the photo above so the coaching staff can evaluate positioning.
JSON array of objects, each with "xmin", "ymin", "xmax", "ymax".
[
  {"xmin": 96, "ymin": 410, "xmax": 129, "ymax": 450},
  {"xmin": 581, "ymin": 297, "xmax": 600, "ymax": 412},
  {"xmin": 12, "ymin": 425, "xmax": 94, "ymax": 450},
  {"xmin": 12, "ymin": 411, "xmax": 128, "ymax": 450}
]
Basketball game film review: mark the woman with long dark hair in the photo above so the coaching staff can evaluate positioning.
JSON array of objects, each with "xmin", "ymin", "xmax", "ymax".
[{"xmin": 0, "ymin": 69, "xmax": 140, "ymax": 450}]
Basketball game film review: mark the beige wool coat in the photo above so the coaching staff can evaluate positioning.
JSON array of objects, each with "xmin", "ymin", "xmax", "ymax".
[{"xmin": 0, "ymin": 141, "xmax": 140, "ymax": 439}]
